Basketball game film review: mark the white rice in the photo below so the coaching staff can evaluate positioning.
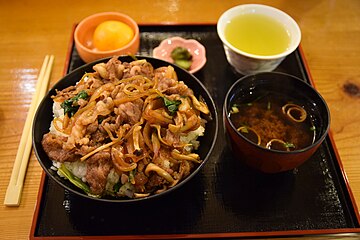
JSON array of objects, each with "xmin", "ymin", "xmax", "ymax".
[
  {"xmin": 180, "ymin": 125, "xmax": 205, "ymax": 152},
  {"xmin": 49, "ymin": 101, "xmax": 69, "ymax": 137},
  {"xmin": 64, "ymin": 161, "xmax": 87, "ymax": 182},
  {"xmin": 105, "ymin": 168, "xmax": 120, "ymax": 192},
  {"xmin": 49, "ymin": 102, "xmax": 88, "ymax": 181}
]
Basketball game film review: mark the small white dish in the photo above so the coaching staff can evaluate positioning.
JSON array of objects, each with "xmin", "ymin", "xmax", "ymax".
[{"xmin": 153, "ymin": 37, "xmax": 206, "ymax": 74}]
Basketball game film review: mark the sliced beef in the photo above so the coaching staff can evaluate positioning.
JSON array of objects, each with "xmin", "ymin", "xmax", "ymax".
[
  {"xmin": 146, "ymin": 174, "xmax": 166, "ymax": 190},
  {"xmin": 86, "ymin": 120, "xmax": 98, "ymax": 134},
  {"xmin": 156, "ymin": 76, "xmax": 177, "ymax": 92},
  {"xmin": 75, "ymin": 145, "xmax": 96, "ymax": 156},
  {"xmin": 53, "ymin": 85, "xmax": 77, "ymax": 102},
  {"xmin": 41, "ymin": 133, "xmax": 78, "ymax": 162},
  {"xmin": 154, "ymin": 67, "xmax": 192, "ymax": 96},
  {"xmin": 89, "ymin": 128, "xmax": 108, "ymax": 145},
  {"xmin": 164, "ymin": 129, "xmax": 180, "ymax": 146},
  {"xmin": 122, "ymin": 60, "xmax": 154, "ymax": 79},
  {"xmin": 165, "ymin": 81, "xmax": 193, "ymax": 96},
  {"xmin": 85, "ymin": 151, "xmax": 111, "ymax": 195},
  {"xmin": 115, "ymin": 99, "xmax": 143, "ymax": 124},
  {"xmin": 106, "ymin": 57, "xmax": 124, "ymax": 81},
  {"xmin": 134, "ymin": 171, "xmax": 148, "ymax": 193}
]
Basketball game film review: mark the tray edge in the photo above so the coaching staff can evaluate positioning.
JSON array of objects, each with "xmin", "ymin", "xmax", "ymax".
[{"xmin": 29, "ymin": 23, "xmax": 360, "ymax": 239}]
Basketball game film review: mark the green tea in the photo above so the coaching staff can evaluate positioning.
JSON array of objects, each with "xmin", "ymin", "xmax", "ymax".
[{"xmin": 225, "ymin": 13, "xmax": 291, "ymax": 56}]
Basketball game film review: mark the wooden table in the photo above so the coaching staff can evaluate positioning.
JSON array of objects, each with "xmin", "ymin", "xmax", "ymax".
[{"xmin": 1, "ymin": 0, "xmax": 360, "ymax": 239}]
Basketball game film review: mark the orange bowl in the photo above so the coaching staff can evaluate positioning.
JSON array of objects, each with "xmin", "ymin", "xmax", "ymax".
[{"xmin": 74, "ymin": 12, "xmax": 140, "ymax": 63}]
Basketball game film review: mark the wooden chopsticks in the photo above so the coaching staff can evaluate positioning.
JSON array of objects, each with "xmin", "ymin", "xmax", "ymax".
[{"xmin": 4, "ymin": 55, "xmax": 54, "ymax": 207}]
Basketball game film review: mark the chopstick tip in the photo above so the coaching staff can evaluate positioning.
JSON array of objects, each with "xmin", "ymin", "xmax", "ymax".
[{"xmin": 4, "ymin": 185, "xmax": 22, "ymax": 207}]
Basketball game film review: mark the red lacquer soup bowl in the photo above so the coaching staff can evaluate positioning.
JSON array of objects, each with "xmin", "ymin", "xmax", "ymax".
[{"xmin": 223, "ymin": 72, "xmax": 330, "ymax": 173}]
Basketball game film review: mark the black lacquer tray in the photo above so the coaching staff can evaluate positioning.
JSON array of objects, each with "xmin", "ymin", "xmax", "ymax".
[{"xmin": 30, "ymin": 24, "xmax": 360, "ymax": 239}]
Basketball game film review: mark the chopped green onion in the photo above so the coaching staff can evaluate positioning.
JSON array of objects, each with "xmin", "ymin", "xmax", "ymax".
[
  {"xmin": 129, "ymin": 169, "xmax": 137, "ymax": 185},
  {"xmin": 284, "ymin": 142, "xmax": 295, "ymax": 149},
  {"xmin": 239, "ymin": 126, "xmax": 249, "ymax": 133},
  {"xmin": 230, "ymin": 106, "xmax": 239, "ymax": 114},
  {"xmin": 267, "ymin": 101, "xmax": 271, "ymax": 110}
]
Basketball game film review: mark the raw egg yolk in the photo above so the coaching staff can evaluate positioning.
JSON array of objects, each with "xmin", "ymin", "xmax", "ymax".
[{"xmin": 93, "ymin": 20, "xmax": 134, "ymax": 51}]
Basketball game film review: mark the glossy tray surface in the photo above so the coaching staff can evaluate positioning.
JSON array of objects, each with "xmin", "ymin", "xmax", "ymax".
[{"xmin": 31, "ymin": 25, "xmax": 360, "ymax": 238}]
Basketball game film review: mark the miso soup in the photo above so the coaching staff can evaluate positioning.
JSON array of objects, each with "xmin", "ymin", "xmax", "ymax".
[{"xmin": 229, "ymin": 91, "xmax": 316, "ymax": 151}]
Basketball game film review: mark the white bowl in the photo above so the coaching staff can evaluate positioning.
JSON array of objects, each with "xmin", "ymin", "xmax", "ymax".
[{"xmin": 217, "ymin": 4, "xmax": 301, "ymax": 75}]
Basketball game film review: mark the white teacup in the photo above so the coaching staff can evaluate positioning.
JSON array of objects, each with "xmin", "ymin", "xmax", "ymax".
[{"xmin": 217, "ymin": 4, "xmax": 301, "ymax": 75}]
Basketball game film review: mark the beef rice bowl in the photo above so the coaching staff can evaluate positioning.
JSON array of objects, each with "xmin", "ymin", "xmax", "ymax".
[{"xmin": 33, "ymin": 56, "xmax": 217, "ymax": 202}]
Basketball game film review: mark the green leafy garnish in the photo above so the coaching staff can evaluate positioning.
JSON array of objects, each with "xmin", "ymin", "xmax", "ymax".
[
  {"xmin": 98, "ymin": 116, "xmax": 105, "ymax": 124},
  {"xmin": 61, "ymin": 90, "xmax": 89, "ymax": 117},
  {"xmin": 162, "ymin": 96, "xmax": 181, "ymax": 115},
  {"xmin": 129, "ymin": 169, "xmax": 137, "ymax": 184},
  {"xmin": 75, "ymin": 90, "xmax": 88, "ymax": 101},
  {"xmin": 284, "ymin": 142, "xmax": 295, "ymax": 149},
  {"xmin": 58, "ymin": 164, "xmax": 91, "ymax": 194},
  {"xmin": 113, "ymin": 182, "xmax": 121, "ymax": 193},
  {"xmin": 171, "ymin": 46, "xmax": 193, "ymax": 70}
]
